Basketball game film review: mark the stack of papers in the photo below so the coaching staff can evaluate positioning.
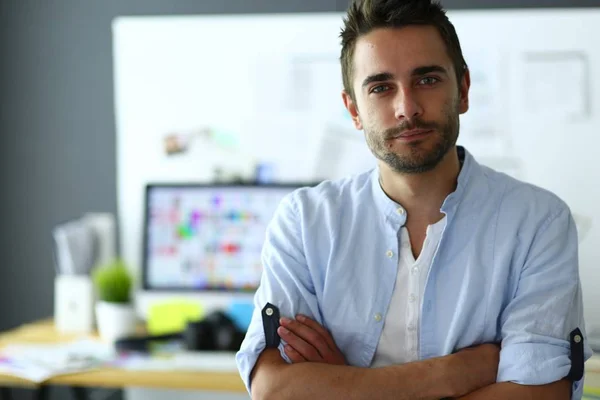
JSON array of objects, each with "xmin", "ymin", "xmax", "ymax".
[
  {"xmin": 0, "ymin": 339, "xmax": 238, "ymax": 383},
  {"xmin": 0, "ymin": 339, "xmax": 116, "ymax": 382}
]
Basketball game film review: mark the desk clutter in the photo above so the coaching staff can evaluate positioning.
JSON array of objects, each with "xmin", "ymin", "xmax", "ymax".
[
  {"xmin": 115, "ymin": 310, "xmax": 246, "ymax": 354},
  {"xmin": 0, "ymin": 339, "xmax": 237, "ymax": 383},
  {"xmin": 50, "ymin": 205, "xmax": 255, "ymax": 340},
  {"xmin": 45, "ymin": 211, "xmax": 252, "ymax": 386},
  {"xmin": 0, "ymin": 320, "xmax": 238, "ymax": 384},
  {"xmin": 0, "ymin": 339, "xmax": 113, "ymax": 383}
]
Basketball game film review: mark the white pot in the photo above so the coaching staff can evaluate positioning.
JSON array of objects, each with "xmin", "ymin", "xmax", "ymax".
[{"xmin": 95, "ymin": 301, "xmax": 137, "ymax": 343}]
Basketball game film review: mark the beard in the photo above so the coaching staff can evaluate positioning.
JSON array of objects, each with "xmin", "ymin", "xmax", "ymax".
[{"xmin": 364, "ymin": 98, "xmax": 460, "ymax": 174}]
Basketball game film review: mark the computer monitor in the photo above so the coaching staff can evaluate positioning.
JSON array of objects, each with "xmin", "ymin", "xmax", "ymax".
[{"xmin": 141, "ymin": 183, "xmax": 303, "ymax": 293}]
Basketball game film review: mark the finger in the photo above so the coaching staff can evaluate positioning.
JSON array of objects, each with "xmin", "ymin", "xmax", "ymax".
[
  {"xmin": 296, "ymin": 314, "xmax": 337, "ymax": 351},
  {"xmin": 284, "ymin": 344, "xmax": 307, "ymax": 363},
  {"xmin": 280, "ymin": 318, "xmax": 330, "ymax": 359},
  {"xmin": 277, "ymin": 326, "xmax": 321, "ymax": 361},
  {"xmin": 295, "ymin": 315, "xmax": 346, "ymax": 365}
]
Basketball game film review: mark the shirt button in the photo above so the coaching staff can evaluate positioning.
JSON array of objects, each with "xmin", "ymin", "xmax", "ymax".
[
  {"xmin": 411, "ymin": 267, "xmax": 419, "ymax": 275},
  {"xmin": 374, "ymin": 313, "xmax": 382, "ymax": 322},
  {"xmin": 407, "ymin": 324, "xmax": 416, "ymax": 331},
  {"xmin": 409, "ymin": 294, "xmax": 417, "ymax": 303},
  {"xmin": 397, "ymin": 207, "xmax": 405, "ymax": 215},
  {"xmin": 386, "ymin": 250, "xmax": 394, "ymax": 258}
]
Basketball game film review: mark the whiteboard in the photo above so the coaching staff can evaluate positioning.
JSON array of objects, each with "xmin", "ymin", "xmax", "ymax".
[{"xmin": 113, "ymin": 9, "xmax": 600, "ymax": 330}]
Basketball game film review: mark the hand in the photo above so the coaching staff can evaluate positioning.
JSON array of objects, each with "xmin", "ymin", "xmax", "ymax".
[{"xmin": 277, "ymin": 314, "xmax": 346, "ymax": 365}]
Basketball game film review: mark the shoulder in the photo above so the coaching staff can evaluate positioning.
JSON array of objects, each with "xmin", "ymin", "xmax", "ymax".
[
  {"xmin": 286, "ymin": 170, "xmax": 375, "ymax": 215},
  {"xmin": 474, "ymin": 163, "xmax": 571, "ymax": 228}
]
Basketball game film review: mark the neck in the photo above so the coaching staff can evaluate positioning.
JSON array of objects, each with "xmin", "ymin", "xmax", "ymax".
[{"xmin": 378, "ymin": 147, "xmax": 461, "ymax": 223}]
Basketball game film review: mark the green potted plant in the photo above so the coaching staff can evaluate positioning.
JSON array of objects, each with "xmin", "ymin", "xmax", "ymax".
[{"xmin": 92, "ymin": 259, "xmax": 137, "ymax": 343}]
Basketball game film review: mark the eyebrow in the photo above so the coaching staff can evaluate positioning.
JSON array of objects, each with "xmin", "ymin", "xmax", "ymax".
[
  {"xmin": 361, "ymin": 65, "xmax": 449, "ymax": 89},
  {"xmin": 412, "ymin": 65, "xmax": 448, "ymax": 76},
  {"xmin": 361, "ymin": 72, "xmax": 394, "ymax": 89}
]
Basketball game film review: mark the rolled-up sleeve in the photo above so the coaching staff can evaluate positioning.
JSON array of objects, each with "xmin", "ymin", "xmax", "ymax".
[
  {"xmin": 235, "ymin": 193, "xmax": 321, "ymax": 394},
  {"xmin": 497, "ymin": 204, "xmax": 592, "ymax": 399}
]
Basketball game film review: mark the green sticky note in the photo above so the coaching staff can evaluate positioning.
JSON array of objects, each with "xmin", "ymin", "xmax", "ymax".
[
  {"xmin": 147, "ymin": 300, "xmax": 204, "ymax": 335},
  {"xmin": 211, "ymin": 129, "xmax": 239, "ymax": 149}
]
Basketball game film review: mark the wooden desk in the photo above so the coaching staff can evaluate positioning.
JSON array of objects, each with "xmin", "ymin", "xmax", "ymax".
[
  {"xmin": 8, "ymin": 320, "xmax": 600, "ymax": 397},
  {"xmin": 584, "ymin": 356, "xmax": 600, "ymax": 397},
  {"xmin": 0, "ymin": 319, "xmax": 246, "ymax": 393}
]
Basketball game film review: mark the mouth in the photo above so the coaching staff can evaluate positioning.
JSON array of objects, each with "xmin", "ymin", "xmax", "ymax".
[{"xmin": 388, "ymin": 129, "xmax": 434, "ymax": 142}]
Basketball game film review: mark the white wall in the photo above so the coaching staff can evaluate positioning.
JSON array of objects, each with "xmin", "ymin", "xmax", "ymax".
[{"xmin": 113, "ymin": 9, "xmax": 600, "ymax": 334}]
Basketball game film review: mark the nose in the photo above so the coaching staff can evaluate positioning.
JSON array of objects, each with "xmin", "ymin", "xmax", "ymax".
[{"xmin": 394, "ymin": 86, "xmax": 423, "ymax": 122}]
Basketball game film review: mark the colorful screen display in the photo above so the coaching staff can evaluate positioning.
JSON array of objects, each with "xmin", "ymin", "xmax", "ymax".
[{"xmin": 143, "ymin": 185, "xmax": 299, "ymax": 291}]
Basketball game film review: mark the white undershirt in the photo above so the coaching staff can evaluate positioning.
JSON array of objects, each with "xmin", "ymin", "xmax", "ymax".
[{"xmin": 371, "ymin": 216, "xmax": 446, "ymax": 367}]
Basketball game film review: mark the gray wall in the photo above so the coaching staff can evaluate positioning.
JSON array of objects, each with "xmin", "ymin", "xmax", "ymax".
[
  {"xmin": 0, "ymin": 0, "xmax": 596, "ymax": 398},
  {"xmin": 0, "ymin": 0, "xmax": 351, "ymax": 334}
]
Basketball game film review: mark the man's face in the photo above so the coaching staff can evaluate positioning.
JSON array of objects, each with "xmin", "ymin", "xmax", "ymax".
[{"xmin": 342, "ymin": 25, "xmax": 470, "ymax": 174}]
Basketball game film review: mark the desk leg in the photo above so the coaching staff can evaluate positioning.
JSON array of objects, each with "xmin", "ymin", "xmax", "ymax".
[
  {"xmin": 105, "ymin": 390, "xmax": 123, "ymax": 400},
  {"xmin": 0, "ymin": 388, "xmax": 11, "ymax": 400},
  {"xmin": 33, "ymin": 386, "xmax": 48, "ymax": 400},
  {"xmin": 70, "ymin": 387, "xmax": 89, "ymax": 400}
]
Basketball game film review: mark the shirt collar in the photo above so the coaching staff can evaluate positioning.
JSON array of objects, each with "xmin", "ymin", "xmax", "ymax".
[
  {"xmin": 440, "ymin": 146, "xmax": 475, "ymax": 214},
  {"xmin": 370, "ymin": 146, "xmax": 477, "ymax": 225}
]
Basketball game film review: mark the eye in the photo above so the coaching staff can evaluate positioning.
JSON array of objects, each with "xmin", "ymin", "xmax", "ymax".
[
  {"xmin": 418, "ymin": 77, "xmax": 440, "ymax": 86},
  {"xmin": 370, "ymin": 85, "xmax": 390, "ymax": 94}
]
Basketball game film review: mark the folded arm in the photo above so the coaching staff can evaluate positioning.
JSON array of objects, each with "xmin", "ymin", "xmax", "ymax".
[
  {"xmin": 456, "ymin": 380, "xmax": 571, "ymax": 400},
  {"xmin": 269, "ymin": 313, "xmax": 573, "ymax": 400},
  {"xmin": 251, "ymin": 345, "xmax": 498, "ymax": 400}
]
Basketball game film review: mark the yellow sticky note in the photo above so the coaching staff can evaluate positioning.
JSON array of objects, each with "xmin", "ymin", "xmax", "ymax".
[{"xmin": 147, "ymin": 300, "xmax": 204, "ymax": 335}]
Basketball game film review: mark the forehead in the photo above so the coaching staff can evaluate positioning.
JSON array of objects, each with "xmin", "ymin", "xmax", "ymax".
[{"xmin": 352, "ymin": 25, "xmax": 454, "ymax": 84}]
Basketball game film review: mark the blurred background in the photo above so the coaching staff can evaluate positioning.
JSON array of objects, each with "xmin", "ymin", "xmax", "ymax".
[{"xmin": 2, "ymin": 0, "xmax": 600, "ymax": 399}]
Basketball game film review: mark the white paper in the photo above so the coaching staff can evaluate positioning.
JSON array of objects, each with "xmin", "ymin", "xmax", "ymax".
[
  {"xmin": 457, "ymin": 48, "xmax": 512, "ymax": 160},
  {"xmin": 114, "ymin": 351, "xmax": 237, "ymax": 372}
]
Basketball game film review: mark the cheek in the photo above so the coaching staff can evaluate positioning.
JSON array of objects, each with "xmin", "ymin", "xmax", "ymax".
[
  {"xmin": 441, "ymin": 96, "xmax": 460, "ymax": 122},
  {"xmin": 363, "ymin": 100, "xmax": 394, "ymax": 125},
  {"xmin": 424, "ymin": 95, "xmax": 456, "ymax": 124},
  {"xmin": 364, "ymin": 107, "xmax": 377, "ymax": 124}
]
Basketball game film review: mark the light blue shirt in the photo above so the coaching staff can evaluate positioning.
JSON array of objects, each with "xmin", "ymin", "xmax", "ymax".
[{"xmin": 236, "ymin": 147, "xmax": 592, "ymax": 398}]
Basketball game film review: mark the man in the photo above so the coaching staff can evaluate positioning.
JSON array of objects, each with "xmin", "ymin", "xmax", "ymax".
[{"xmin": 236, "ymin": 0, "xmax": 592, "ymax": 398}]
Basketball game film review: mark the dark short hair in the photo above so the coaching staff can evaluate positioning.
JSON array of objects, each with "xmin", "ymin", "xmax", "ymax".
[{"xmin": 340, "ymin": 0, "xmax": 468, "ymax": 100}]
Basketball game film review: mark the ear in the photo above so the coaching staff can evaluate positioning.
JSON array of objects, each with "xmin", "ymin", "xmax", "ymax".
[
  {"xmin": 458, "ymin": 68, "xmax": 470, "ymax": 114},
  {"xmin": 342, "ymin": 90, "xmax": 363, "ymax": 130}
]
